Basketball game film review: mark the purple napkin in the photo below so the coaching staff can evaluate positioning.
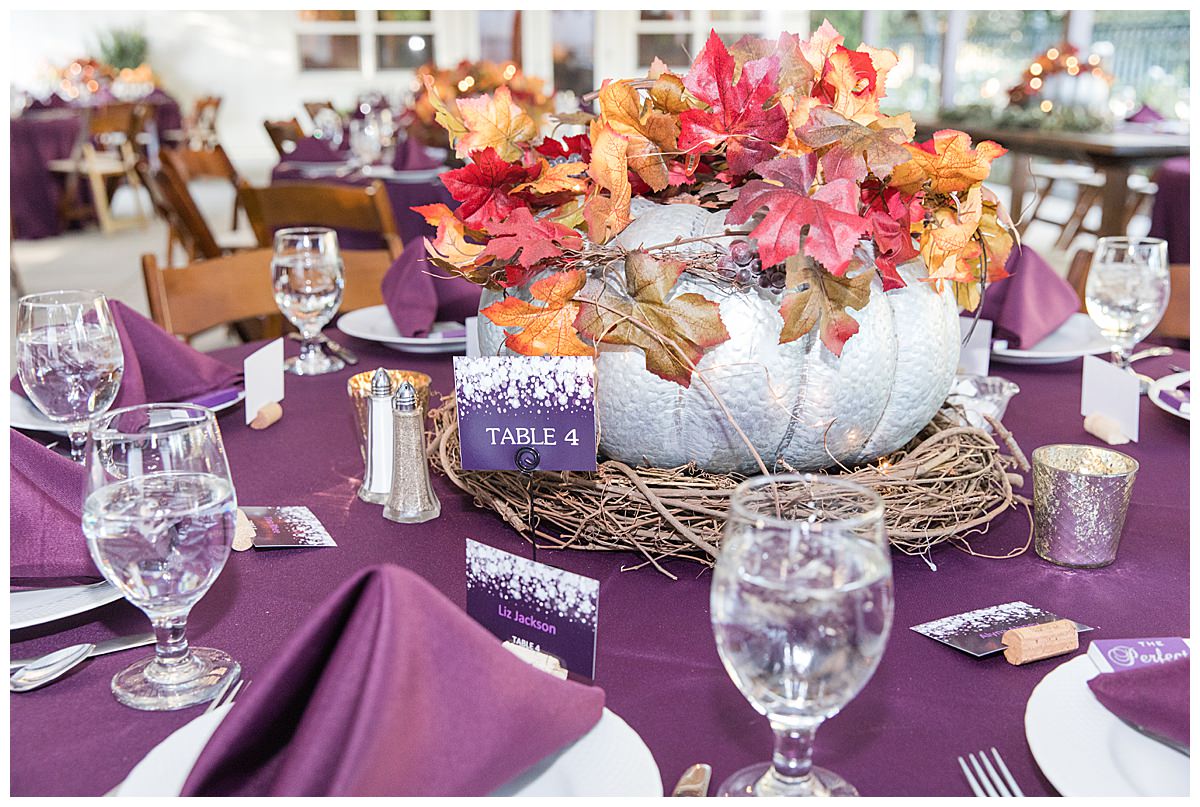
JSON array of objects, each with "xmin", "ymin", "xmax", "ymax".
[
  {"xmin": 10, "ymin": 430, "xmax": 101, "ymax": 588},
  {"xmin": 286, "ymin": 137, "xmax": 344, "ymax": 163},
  {"xmin": 1126, "ymin": 105, "xmax": 1166, "ymax": 124},
  {"xmin": 392, "ymin": 137, "xmax": 441, "ymax": 171},
  {"xmin": 381, "ymin": 247, "xmax": 482, "ymax": 338},
  {"xmin": 1088, "ymin": 657, "xmax": 1189, "ymax": 750},
  {"xmin": 181, "ymin": 564, "xmax": 605, "ymax": 796},
  {"xmin": 977, "ymin": 246, "xmax": 1081, "ymax": 349},
  {"xmin": 11, "ymin": 301, "xmax": 241, "ymax": 409}
]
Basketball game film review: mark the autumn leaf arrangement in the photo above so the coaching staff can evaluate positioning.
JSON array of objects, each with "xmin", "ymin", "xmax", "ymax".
[{"xmin": 417, "ymin": 21, "xmax": 1017, "ymax": 387}]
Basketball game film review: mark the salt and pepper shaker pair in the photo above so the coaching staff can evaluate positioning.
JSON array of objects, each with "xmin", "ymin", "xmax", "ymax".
[{"xmin": 358, "ymin": 368, "xmax": 440, "ymax": 523}]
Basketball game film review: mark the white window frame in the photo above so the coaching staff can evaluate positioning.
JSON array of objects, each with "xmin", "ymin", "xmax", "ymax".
[{"xmin": 295, "ymin": 11, "xmax": 441, "ymax": 77}]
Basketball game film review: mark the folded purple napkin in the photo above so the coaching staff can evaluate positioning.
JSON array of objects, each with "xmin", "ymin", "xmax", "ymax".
[
  {"xmin": 181, "ymin": 564, "xmax": 605, "ymax": 796},
  {"xmin": 1088, "ymin": 657, "xmax": 1189, "ymax": 750},
  {"xmin": 10, "ymin": 429, "xmax": 101, "ymax": 588},
  {"xmin": 11, "ymin": 300, "xmax": 241, "ymax": 409},
  {"xmin": 1126, "ymin": 104, "xmax": 1166, "ymax": 124},
  {"xmin": 286, "ymin": 137, "xmax": 344, "ymax": 163},
  {"xmin": 977, "ymin": 246, "xmax": 1081, "ymax": 349},
  {"xmin": 392, "ymin": 137, "xmax": 442, "ymax": 171},
  {"xmin": 381, "ymin": 247, "xmax": 482, "ymax": 338}
]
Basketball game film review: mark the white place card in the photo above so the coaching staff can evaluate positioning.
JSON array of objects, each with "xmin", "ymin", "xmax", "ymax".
[
  {"xmin": 957, "ymin": 317, "xmax": 993, "ymax": 377},
  {"xmin": 1080, "ymin": 355, "xmax": 1140, "ymax": 442},
  {"xmin": 244, "ymin": 339, "xmax": 285, "ymax": 425},
  {"xmin": 465, "ymin": 316, "xmax": 481, "ymax": 358}
]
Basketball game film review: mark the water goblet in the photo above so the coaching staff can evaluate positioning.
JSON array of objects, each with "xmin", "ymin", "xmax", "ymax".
[
  {"xmin": 271, "ymin": 227, "xmax": 345, "ymax": 375},
  {"xmin": 16, "ymin": 290, "xmax": 124, "ymax": 462},
  {"xmin": 312, "ymin": 106, "xmax": 344, "ymax": 149},
  {"xmin": 1084, "ymin": 237, "xmax": 1170, "ymax": 371},
  {"xmin": 349, "ymin": 116, "xmax": 383, "ymax": 165},
  {"xmin": 711, "ymin": 474, "xmax": 894, "ymax": 797},
  {"xmin": 82, "ymin": 403, "xmax": 241, "ymax": 710}
]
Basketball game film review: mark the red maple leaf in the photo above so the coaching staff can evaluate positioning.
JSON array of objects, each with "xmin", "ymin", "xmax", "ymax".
[
  {"xmin": 861, "ymin": 178, "xmax": 920, "ymax": 290},
  {"xmin": 726, "ymin": 155, "xmax": 869, "ymax": 272},
  {"xmin": 440, "ymin": 148, "xmax": 537, "ymax": 229},
  {"xmin": 535, "ymin": 134, "xmax": 592, "ymax": 163},
  {"xmin": 479, "ymin": 207, "xmax": 583, "ymax": 271},
  {"xmin": 678, "ymin": 30, "xmax": 788, "ymax": 178}
]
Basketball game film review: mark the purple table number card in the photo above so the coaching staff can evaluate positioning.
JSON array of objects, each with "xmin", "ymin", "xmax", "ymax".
[
  {"xmin": 911, "ymin": 601, "xmax": 1092, "ymax": 658},
  {"xmin": 453, "ymin": 356, "xmax": 597, "ymax": 472},
  {"xmin": 465, "ymin": 539, "xmax": 599, "ymax": 679}
]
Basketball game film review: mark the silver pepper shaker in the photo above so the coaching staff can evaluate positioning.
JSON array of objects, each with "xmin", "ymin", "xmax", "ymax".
[
  {"xmin": 383, "ymin": 381, "xmax": 441, "ymax": 523},
  {"xmin": 358, "ymin": 368, "xmax": 393, "ymax": 504}
]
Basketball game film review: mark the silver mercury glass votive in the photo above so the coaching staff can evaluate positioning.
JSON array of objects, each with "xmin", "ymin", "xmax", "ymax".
[{"xmin": 1032, "ymin": 444, "xmax": 1139, "ymax": 568}]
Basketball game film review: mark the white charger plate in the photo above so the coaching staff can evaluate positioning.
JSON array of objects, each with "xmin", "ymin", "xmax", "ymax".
[
  {"xmin": 359, "ymin": 165, "xmax": 445, "ymax": 183},
  {"xmin": 1025, "ymin": 654, "xmax": 1189, "ymax": 796},
  {"xmin": 10, "ymin": 582, "xmax": 124, "ymax": 630},
  {"xmin": 992, "ymin": 313, "xmax": 1111, "ymax": 365},
  {"xmin": 1148, "ymin": 372, "xmax": 1190, "ymax": 421},
  {"xmin": 112, "ymin": 705, "xmax": 660, "ymax": 796},
  {"xmin": 338, "ymin": 305, "xmax": 467, "ymax": 354},
  {"xmin": 10, "ymin": 389, "xmax": 245, "ymax": 435}
]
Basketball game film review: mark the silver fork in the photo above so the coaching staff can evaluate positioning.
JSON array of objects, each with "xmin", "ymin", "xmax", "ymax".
[
  {"xmin": 958, "ymin": 747, "xmax": 1024, "ymax": 797},
  {"xmin": 203, "ymin": 676, "xmax": 250, "ymax": 714}
]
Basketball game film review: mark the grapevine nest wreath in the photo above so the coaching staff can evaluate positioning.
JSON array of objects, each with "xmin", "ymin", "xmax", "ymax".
[{"xmin": 428, "ymin": 397, "xmax": 1033, "ymax": 578}]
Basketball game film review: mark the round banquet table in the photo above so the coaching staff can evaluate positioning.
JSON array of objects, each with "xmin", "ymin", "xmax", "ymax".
[{"xmin": 9, "ymin": 339, "xmax": 1190, "ymax": 797}]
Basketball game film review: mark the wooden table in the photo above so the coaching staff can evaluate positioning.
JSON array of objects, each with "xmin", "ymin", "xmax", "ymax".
[{"xmin": 916, "ymin": 121, "xmax": 1190, "ymax": 237}]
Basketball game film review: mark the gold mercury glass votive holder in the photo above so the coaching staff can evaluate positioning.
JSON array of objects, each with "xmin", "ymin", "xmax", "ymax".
[
  {"xmin": 347, "ymin": 370, "xmax": 432, "ymax": 461},
  {"xmin": 1032, "ymin": 444, "xmax": 1139, "ymax": 569}
]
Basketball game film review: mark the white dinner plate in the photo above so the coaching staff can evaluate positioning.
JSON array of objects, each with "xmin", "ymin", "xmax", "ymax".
[
  {"xmin": 1148, "ymin": 372, "xmax": 1190, "ymax": 421},
  {"xmin": 9, "ymin": 582, "xmax": 124, "ymax": 631},
  {"xmin": 9, "ymin": 389, "xmax": 245, "ymax": 435},
  {"xmin": 338, "ymin": 305, "xmax": 467, "ymax": 354},
  {"xmin": 1025, "ymin": 654, "xmax": 1189, "ymax": 796},
  {"xmin": 359, "ymin": 165, "xmax": 446, "ymax": 183},
  {"xmin": 991, "ymin": 313, "xmax": 1111, "ymax": 365},
  {"xmin": 279, "ymin": 161, "xmax": 350, "ymax": 177},
  {"xmin": 112, "ymin": 705, "xmax": 660, "ymax": 796}
]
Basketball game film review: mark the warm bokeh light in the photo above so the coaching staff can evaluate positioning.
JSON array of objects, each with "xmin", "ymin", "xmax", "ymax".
[
  {"xmin": 1039, "ymin": 99, "xmax": 1054, "ymax": 112},
  {"xmin": 1029, "ymin": 77, "xmax": 1043, "ymax": 90},
  {"xmin": 1030, "ymin": 63, "xmax": 1043, "ymax": 76},
  {"xmin": 1047, "ymin": 47, "xmax": 1060, "ymax": 59}
]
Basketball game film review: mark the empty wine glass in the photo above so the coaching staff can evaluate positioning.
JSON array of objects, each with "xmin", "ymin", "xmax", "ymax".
[
  {"xmin": 82, "ymin": 403, "xmax": 241, "ymax": 710},
  {"xmin": 711, "ymin": 474, "xmax": 894, "ymax": 797},
  {"xmin": 16, "ymin": 290, "xmax": 124, "ymax": 462},
  {"xmin": 349, "ymin": 116, "xmax": 383, "ymax": 165},
  {"xmin": 1084, "ymin": 237, "xmax": 1170, "ymax": 370},
  {"xmin": 271, "ymin": 227, "xmax": 345, "ymax": 375},
  {"xmin": 312, "ymin": 106, "xmax": 344, "ymax": 149}
]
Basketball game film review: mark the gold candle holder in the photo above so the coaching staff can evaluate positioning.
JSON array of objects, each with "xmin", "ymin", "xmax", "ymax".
[
  {"xmin": 347, "ymin": 370, "xmax": 431, "ymax": 461},
  {"xmin": 1032, "ymin": 444, "xmax": 1138, "ymax": 568}
]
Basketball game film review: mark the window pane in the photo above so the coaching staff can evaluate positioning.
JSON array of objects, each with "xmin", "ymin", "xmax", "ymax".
[
  {"xmin": 954, "ymin": 11, "xmax": 1065, "ymax": 106},
  {"xmin": 377, "ymin": 34, "xmax": 435, "ymax": 70},
  {"xmin": 480, "ymin": 10, "xmax": 520, "ymax": 65},
  {"xmin": 810, "ymin": 11, "xmax": 863, "ymax": 47},
  {"xmin": 552, "ymin": 10, "xmax": 595, "ymax": 97},
  {"xmin": 1093, "ymin": 11, "xmax": 1189, "ymax": 119},
  {"xmin": 641, "ymin": 11, "xmax": 690, "ymax": 22},
  {"xmin": 710, "ymin": 11, "xmax": 761, "ymax": 23},
  {"xmin": 377, "ymin": 10, "xmax": 431, "ymax": 22},
  {"xmin": 299, "ymin": 34, "xmax": 360, "ymax": 70},
  {"xmin": 877, "ymin": 10, "xmax": 945, "ymax": 118},
  {"xmin": 298, "ymin": 10, "xmax": 355, "ymax": 22},
  {"xmin": 638, "ymin": 33, "xmax": 690, "ymax": 68}
]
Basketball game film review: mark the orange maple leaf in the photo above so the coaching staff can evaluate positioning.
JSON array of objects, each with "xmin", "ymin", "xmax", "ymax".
[
  {"xmin": 597, "ymin": 80, "xmax": 679, "ymax": 192},
  {"xmin": 583, "ymin": 121, "xmax": 633, "ymax": 244},
  {"xmin": 481, "ymin": 270, "xmax": 593, "ymax": 356},
  {"xmin": 512, "ymin": 158, "xmax": 589, "ymax": 196},
  {"xmin": 892, "ymin": 130, "xmax": 1008, "ymax": 195},
  {"xmin": 450, "ymin": 86, "xmax": 537, "ymax": 162},
  {"xmin": 414, "ymin": 203, "xmax": 489, "ymax": 269}
]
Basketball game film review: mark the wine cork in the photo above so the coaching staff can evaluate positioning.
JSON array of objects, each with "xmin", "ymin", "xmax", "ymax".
[
  {"xmin": 1001, "ymin": 619, "xmax": 1078, "ymax": 665},
  {"xmin": 232, "ymin": 509, "xmax": 255, "ymax": 552},
  {"xmin": 249, "ymin": 401, "xmax": 283, "ymax": 430}
]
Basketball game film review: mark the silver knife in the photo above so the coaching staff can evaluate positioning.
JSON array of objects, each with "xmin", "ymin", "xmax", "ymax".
[
  {"xmin": 1118, "ymin": 716, "xmax": 1190, "ymax": 757},
  {"xmin": 671, "ymin": 763, "xmax": 712, "ymax": 797},
  {"xmin": 10, "ymin": 632, "xmax": 156, "ymax": 670},
  {"xmin": 289, "ymin": 332, "xmax": 359, "ymax": 365}
]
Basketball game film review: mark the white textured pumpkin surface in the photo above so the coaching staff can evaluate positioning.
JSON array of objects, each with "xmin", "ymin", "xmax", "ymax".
[{"xmin": 476, "ymin": 204, "xmax": 960, "ymax": 472}]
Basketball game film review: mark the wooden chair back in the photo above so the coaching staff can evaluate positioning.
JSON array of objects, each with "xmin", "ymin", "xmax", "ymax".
[
  {"xmin": 263, "ymin": 117, "xmax": 306, "ymax": 156},
  {"xmin": 158, "ymin": 148, "xmax": 223, "ymax": 260},
  {"xmin": 1066, "ymin": 249, "xmax": 1190, "ymax": 340},
  {"xmin": 304, "ymin": 100, "xmax": 337, "ymax": 124},
  {"xmin": 238, "ymin": 179, "xmax": 402, "ymax": 259},
  {"xmin": 165, "ymin": 143, "xmax": 240, "ymax": 184},
  {"xmin": 141, "ymin": 248, "xmax": 391, "ymax": 339},
  {"xmin": 87, "ymin": 102, "xmax": 142, "ymax": 138}
]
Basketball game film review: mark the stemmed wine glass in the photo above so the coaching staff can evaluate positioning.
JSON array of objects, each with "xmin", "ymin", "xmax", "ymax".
[
  {"xmin": 349, "ymin": 116, "xmax": 383, "ymax": 166},
  {"xmin": 82, "ymin": 403, "xmax": 241, "ymax": 710},
  {"xmin": 711, "ymin": 474, "xmax": 894, "ymax": 797},
  {"xmin": 271, "ymin": 227, "xmax": 345, "ymax": 375},
  {"xmin": 1084, "ymin": 237, "xmax": 1170, "ymax": 371},
  {"xmin": 16, "ymin": 290, "xmax": 124, "ymax": 462}
]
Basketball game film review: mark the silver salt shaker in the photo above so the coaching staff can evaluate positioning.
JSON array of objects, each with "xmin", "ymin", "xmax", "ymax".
[
  {"xmin": 383, "ymin": 381, "xmax": 441, "ymax": 523},
  {"xmin": 358, "ymin": 368, "xmax": 393, "ymax": 504}
]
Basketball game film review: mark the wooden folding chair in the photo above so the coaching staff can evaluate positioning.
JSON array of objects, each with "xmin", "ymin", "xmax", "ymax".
[
  {"xmin": 156, "ymin": 148, "xmax": 227, "ymax": 261},
  {"xmin": 186, "ymin": 96, "xmax": 222, "ymax": 148},
  {"xmin": 163, "ymin": 143, "xmax": 244, "ymax": 229},
  {"xmin": 238, "ymin": 179, "xmax": 403, "ymax": 260},
  {"xmin": 1066, "ymin": 248, "xmax": 1189, "ymax": 340},
  {"xmin": 263, "ymin": 117, "xmax": 306, "ymax": 157},
  {"xmin": 304, "ymin": 100, "xmax": 337, "ymax": 126}
]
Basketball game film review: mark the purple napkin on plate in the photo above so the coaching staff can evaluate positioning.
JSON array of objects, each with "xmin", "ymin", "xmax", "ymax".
[
  {"xmin": 286, "ymin": 137, "xmax": 344, "ymax": 163},
  {"xmin": 392, "ymin": 137, "xmax": 442, "ymax": 171},
  {"xmin": 1088, "ymin": 657, "xmax": 1189, "ymax": 750},
  {"xmin": 381, "ymin": 247, "xmax": 482, "ymax": 338},
  {"xmin": 977, "ymin": 246, "xmax": 1081, "ymax": 349},
  {"xmin": 11, "ymin": 301, "xmax": 241, "ymax": 409},
  {"xmin": 1126, "ymin": 105, "xmax": 1166, "ymax": 124},
  {"xmin": 10, "ymin": 429, "xmax": 101, "ymax": 588},
  {"xmin": 181, "ymin": 564, "xmax": 605, "ymax": 796}
]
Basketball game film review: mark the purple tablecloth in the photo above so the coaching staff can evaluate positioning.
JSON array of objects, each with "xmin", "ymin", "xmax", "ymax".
[
  {"xmin": 9, "ymin": 341, "xmax": 1189, "ymax": 796},
  {"xmin": 1149, "ymin": 157, "xmax": 1189, "ymax": 264},
  {"xmin": 10, "ymin": 111, "xmax": 83, "ymax": 239}
]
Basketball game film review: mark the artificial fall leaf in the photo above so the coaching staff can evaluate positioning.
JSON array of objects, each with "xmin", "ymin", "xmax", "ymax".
[
  {"xmin": 479, "ymin": 207, "xmax": 583, "ymax": 269},
  {"xmin": 776, "ymin": 94, "xmax": 822, "ymax": 157},
  {"xmin": 583, "ymin": 121, "xmax": 633, "ymax": 244},
  {"xmin": 413, "ymin": 202, "xmax": 487, "ymax": 264},
  {"xmin": 481, "ymin": 270, "xmax": 592, "ymax": 356},
  {"xmin": 575, "ymin": 251, "xmax": 730, "ymax": 387},
  {"xmin": 726, "ymin": 156, "xmax": 869, "ymax": 273},
  {"xmin": 421, "ymin": 74, "xmax": 468, "ymax": 148},
  {"xmin": 955, "ymin": 195, "xmax": 1016, "ymax": 311},
  {"xmin": 891, "ymin": 130, "xmax": 1008, "ymax": 195},
  {"xmin": 453, "ymin": 86, "xmax": 537, "ymax": 162},
  {"xmin": 647, "ymin": 57, "xmax": 671, "ymax": 80},
  {"xmin": 512, "ymin": 158, "xmax": 588, "ymax": 196},
  {"xmin": 813, "ymin": 46, "xmax": 883, "ymax": 125},
  {"xmin": 678, "ymin": 30, "xmax": 788, "ymax": 177},
  {"xmin": 441, "ymin": 148, "xmax": 537, "ymax": 229},
  {"xmin": 730, "ymin": 32, "xmax": 813, "ymax": 90},
  {"xmin": 915, "ymin": 185, "xmax": 983, "ymax": 288},
  {"xmin": 549, "ymin": 110, "xmax": 597, "ymax": 129},
  {"xmin": 858, "ymin": 181, "xmax": 920, "ymax": 290},
  {"xmin": 799, "ymin": 19, "xmax": 845, "ymax": 76},
  {"xmin": 778, "ymin": 256, "xmax": 873, "ymax": 356},
  {"xmin": 598, "ymin": 80, "xmax": 679, "ymax": 191},
  {"xmin": 875, "ymin": 112, "xmax": 916, "ymax": 142},
  {"xmin": 796, "ymin": 107, "xmax": 910, "ymax": 184},
  {"xmin": 535, "ymin": 134, "xmax": 592, "ymax": 163},
  {"xmin": 548, "ymin": 198, "xmax": 586, "ymax": 230}
]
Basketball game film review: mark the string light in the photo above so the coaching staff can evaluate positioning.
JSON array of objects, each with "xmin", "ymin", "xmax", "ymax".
[
  {"xmin": 1047, "ymin": 48, "xmax": 1060, "ymax": 59},
  {"xmin": 1087, "ymin": 54, "xmax": 1100, "ymax": 66},
  {"xmin": 1040, "ymin": 99, "xmax": 1054, "ymax": 112},
  {"xmin": 1067, "ymin": 65, "xmax": 1080, "ymax": 76},
  {"xmin": 1029, "ymin": 76, "xmax": 1043, "ymax": 90},
  {"xmin": 502, "ymin": 63, "xmax": 517, "ymax": 80},
  {"xmin": 1029, "ymin": 63, "xmax": 1043, "ymax": 76}
]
